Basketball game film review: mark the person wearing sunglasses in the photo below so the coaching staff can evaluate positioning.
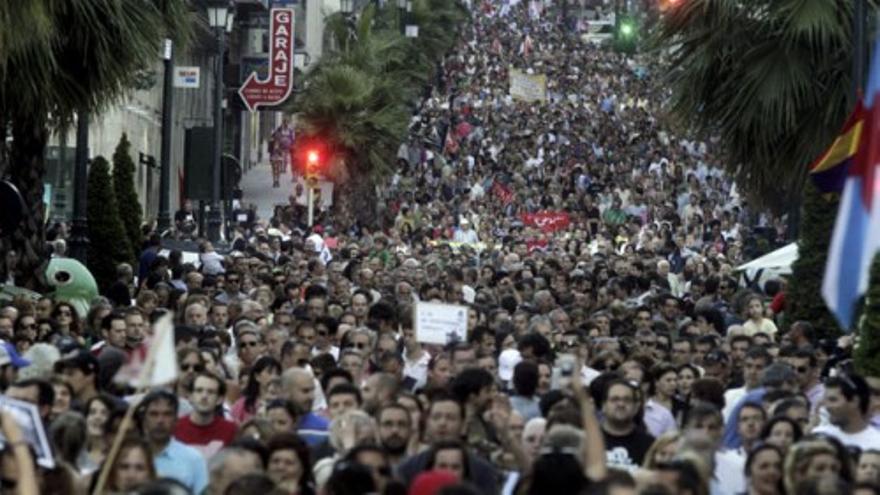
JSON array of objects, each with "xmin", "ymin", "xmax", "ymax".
[{"xmin": 786, "ymin": 347, "xmax": 824, "ymax": 413}]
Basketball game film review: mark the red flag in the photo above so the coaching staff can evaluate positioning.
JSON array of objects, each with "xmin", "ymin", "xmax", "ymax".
[
  {"xmin": 492, "ymin": 181, "xmax": 514, "ymax": 204},
  {"xmin": 444, "ymin": 132, "xmax": 459, "ymax": 154},
  {"xmin": 519, "ymin": 34, "xmax": 533, "ymax": 58},
  {"xmin": 521, "ymin": 211, "xmax": 571, "ymax": 233}
]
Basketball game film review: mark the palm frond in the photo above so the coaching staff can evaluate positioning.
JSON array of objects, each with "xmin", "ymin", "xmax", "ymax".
[{"xmin": 654, "ymin": 0, "xmax": 862, "ymax": 212}]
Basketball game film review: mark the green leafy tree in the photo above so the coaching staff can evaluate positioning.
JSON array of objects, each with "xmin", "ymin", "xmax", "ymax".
[
  {"xmin": 0, "ymin": 1, "xmax": 189, "ymax": 289},
  {"xmin": 112, "ymin": 134, "xmax": 143, "ymax": 261},
  {"xmin": 293, "ymin": 0, "xmax": 466, "ymax": 228},
  {"xmin": 856, "ymin": 253, "xmax": 880, "ymax": 376},
  {"xmin": 655, "ymin": 0, "xmax": 869, "ymax": 214},
  {"xmin": 786, "ymin": 183, "xmax": 842, "ymax": 337},
  {"xmin": 86, "ymin": 156, "xmax": 134, "ymax": 293}
]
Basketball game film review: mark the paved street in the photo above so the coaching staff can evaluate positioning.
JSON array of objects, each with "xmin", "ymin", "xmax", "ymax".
[{"xmin": 238, "ymin": 160, "xmax": 292, "ymax": 222}]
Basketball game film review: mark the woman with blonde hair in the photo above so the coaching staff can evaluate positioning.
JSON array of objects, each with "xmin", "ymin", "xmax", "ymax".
[
  {"xmin": 312, "ymin": 410, "xmax": 378, "ymax": 488},
  {"xmin": 642, "ymin": 431, "xmax": 682, "ymax": 469},
  {"xmin": 784, "ymin": 440, "xmax": 841, "ymax": 494}
]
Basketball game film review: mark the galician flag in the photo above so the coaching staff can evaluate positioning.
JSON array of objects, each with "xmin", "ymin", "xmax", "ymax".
[{"xmin": 822, "ymin": 35, "xmax": 880, "ymax": 329}]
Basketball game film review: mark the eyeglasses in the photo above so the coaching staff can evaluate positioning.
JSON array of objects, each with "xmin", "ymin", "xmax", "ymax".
[
  {"xmin": 794, "ymin": 366, "xmax": 811, "ymax": 374},
  {"xmin": 240, "ymin": 340, "xmax": 260, "ymax": 348},
  {"xmin": 227, "ymin": 278, "xmax": 240, "ymax": 283},
  {"xmin": 181, "ymin": 363, "xmax": 204, "ymax": 372}
]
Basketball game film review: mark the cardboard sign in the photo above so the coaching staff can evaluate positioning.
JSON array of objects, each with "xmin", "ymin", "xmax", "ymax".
[
  {"xmin": 0, "ymin": 396, "xmax": 55, "ymax": 468},
  {"xmin": 293, "ymin": 176, "xmax": 334, "ymax": 208},
  {"xmin": 414, "ymin": 302, "xmax": 468, "ymax": 345},
  {"xmin": 509, "ymin": 68, "xmax": 547, "ymax": 102}
]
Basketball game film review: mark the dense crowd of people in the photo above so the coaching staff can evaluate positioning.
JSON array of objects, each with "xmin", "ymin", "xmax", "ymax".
[{"xmin": 0, "ymin": 0, "xmax": 876, "ymax": 495}]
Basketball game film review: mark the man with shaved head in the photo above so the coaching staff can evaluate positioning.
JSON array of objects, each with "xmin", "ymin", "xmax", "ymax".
[{"xmin": 282, "ymin": 367, "xmax": 329, "ymax": 445}]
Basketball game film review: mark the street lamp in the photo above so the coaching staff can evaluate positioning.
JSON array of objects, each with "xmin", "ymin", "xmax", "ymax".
[
  {"xmin": 397, "ymin": 0, "xmax": 406, "ymax": 34},
  {"xmin": 206, "ymin": 0, "xmax": 232, "ymax": 242},
  {"xmin": 340, "ymin": 0, "xmax": 353, "ymax": 14},
  {"xmin": 404, "ymin": 0, "xmax": 418, "ymax": 38}
]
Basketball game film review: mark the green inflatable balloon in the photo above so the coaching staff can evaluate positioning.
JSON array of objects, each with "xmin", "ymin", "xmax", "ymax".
[{"xmin": 46, "ymin": 258, "xmax": 98, "ymax": 318}]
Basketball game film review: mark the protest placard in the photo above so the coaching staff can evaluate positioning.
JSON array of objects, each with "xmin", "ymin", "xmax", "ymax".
[
  {"xmin": 509, "ymin": 69, "xmax": 547, "ymax": 102},
  {"xmin": 0, "ymin": 396, "xmax": 55, "ymax": 468},
  {"xmin": 414, "ymin": 302, "xmax": 469, "ymax": 345}
]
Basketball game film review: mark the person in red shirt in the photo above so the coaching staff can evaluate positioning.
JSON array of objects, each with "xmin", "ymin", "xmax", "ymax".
[{"xmin": 174, "ymin": 372, "xmax": 237, "ymax": 459}]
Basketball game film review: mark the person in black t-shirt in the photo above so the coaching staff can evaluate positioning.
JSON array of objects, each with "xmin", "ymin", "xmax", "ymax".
[{"xmin": 600, "ymin": 378, "xmax": 655, "ymax": 470}]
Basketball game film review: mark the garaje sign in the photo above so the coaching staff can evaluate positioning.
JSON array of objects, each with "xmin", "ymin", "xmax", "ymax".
[{"xmin": 239, "ymin": 8, "xmax": 295, "ymax": 112}]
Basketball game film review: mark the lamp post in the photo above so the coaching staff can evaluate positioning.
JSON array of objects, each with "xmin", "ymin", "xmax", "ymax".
[
  {"xmin": 206, "ymin": 0, "xmax": 232, "ymax": 243},
  {"xmin": 397, "ymin": 0, "xmax": 406, "ymax": 35},
  {"xmin": 404, "ymin": 0, "xmax": 417, "ymax": 39},
  {"xmin": 340, "ymin": 0, "xmax": 356, "ymax": 50},
  {"xmin": 157, "ymin": 38, "xmax": 173, "ymax": 233},
  {"xmin": 68, "ymin": 111, "xmax": 90, "ymax": 263}
]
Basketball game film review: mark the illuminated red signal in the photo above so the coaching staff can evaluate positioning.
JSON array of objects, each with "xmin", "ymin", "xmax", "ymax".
[{"xmin": 297, "ymin": 137, "xmax": 329, "ymax": 180}]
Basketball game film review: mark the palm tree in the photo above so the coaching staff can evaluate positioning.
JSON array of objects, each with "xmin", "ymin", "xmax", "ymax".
[
  {"xmin": 292, "ymin": 0, "xmax": 466, "ymax": 228},
  {"xmin": 0, "ymin": 1, "xmax": 190, "ymax": 289},
  {"xmin": 654, "ymin": 0, "xmax": 866, "ymax": 214}
]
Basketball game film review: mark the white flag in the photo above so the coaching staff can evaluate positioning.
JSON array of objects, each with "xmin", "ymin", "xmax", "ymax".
[{"xmin": 116, "ymin": 313, "xmax": 179, "ymax": 388}]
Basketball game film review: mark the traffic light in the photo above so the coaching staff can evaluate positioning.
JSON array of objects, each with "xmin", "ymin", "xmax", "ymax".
[
  {"xmin": 618, "ymin": 19, "xmax": 635, "ymax": 39},
  {"xmin": 295, "ymin": 136, "xmax": 328, "ymax": 181},
  {"xmin": 614, "ymin": 15, "xmax": 638, "ymax": 53},
  {"xmin": 306, "ymin": 148, "xmax": 321, "ymax": 179},
  {"xmin": 660, "ymin": 0, "xmax": 682, "ymax": 12}
]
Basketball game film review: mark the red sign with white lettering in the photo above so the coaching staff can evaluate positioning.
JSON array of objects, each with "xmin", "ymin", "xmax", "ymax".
[
  {"xmin": 521, "ymin": 211, "xmax": 571, "ymax": 233},
  {"xmin": 239, "ymin": 8, "xmax": 295, "ymax": 112}
]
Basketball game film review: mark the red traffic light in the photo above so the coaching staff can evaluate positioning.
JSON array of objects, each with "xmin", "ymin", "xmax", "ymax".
[
  {"xmin": 307, "ymin": 150, "xmax": 320, "ymax": 166},
  {"xmin": 296, "ymin": 136, "xmax": 328, "ymax": 179}
]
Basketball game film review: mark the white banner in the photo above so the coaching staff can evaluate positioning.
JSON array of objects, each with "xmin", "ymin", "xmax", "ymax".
[
  {"xmin": 509, "ymin": 69, "xmax": 547, "ymax": 102},
  {"xmin": 414, "ymin": 302, "xmax": 469, "ymax": 345}
]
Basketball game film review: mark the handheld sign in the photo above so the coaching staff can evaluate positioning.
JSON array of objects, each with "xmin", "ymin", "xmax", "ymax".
[
  {"xmin": 414, "ymin": 302, "xmax": 469, "ymax": 345},
  {"xmin": 0, "ymin": 396, "xmax": 55, "ymax": 468}
]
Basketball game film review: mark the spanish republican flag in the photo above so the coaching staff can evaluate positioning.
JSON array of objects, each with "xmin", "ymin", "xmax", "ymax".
[{"xmin": 810, "ymin": 101, "xmax": 865, "ymax": 193}]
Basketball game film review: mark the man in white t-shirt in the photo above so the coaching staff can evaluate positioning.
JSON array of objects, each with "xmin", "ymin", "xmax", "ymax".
[{"xmin": 813, "ymin": 373, "xmax": 880, "ymax": 450}]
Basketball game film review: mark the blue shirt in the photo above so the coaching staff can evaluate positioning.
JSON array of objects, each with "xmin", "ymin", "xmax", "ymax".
[
  {"xmin": 297, "ymin": 412, "xmax": 330, "ymax": 446},
  {"xmin": 154, "ymin": 438, "xmax": 209, "ymax": 494}
]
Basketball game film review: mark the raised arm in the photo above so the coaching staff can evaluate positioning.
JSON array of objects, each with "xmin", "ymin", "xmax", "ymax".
[
  {"xmin": 1, "ymin": 411, "xmax": 40, "ymax": 495},
  {"xmin": 572, "ymin": 363, "xmax": 607, "ymax": 481}
]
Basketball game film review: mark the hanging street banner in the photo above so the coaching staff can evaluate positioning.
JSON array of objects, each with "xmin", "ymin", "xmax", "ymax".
[{"xmin": 239, "ymin": 8, "xmax": 295, "ymax": 112}]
